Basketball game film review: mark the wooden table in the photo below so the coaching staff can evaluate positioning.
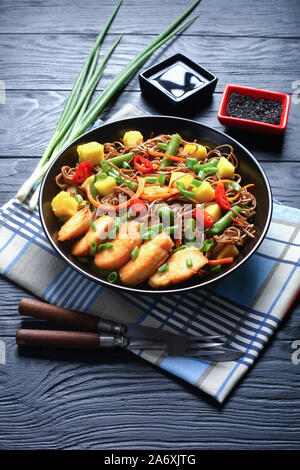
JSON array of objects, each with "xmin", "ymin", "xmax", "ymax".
[{"xmin": 0, "ymin": 0, "xmax": 299, "ymax": 450}]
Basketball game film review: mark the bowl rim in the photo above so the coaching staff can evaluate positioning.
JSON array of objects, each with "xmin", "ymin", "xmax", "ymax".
[
  {"xmin": 39, "ymin": 114, "xmax": 273, "ymax": 295},
  {"xmin": 217, "ymin": 84, "xmax": 291, "ymax": 131}
]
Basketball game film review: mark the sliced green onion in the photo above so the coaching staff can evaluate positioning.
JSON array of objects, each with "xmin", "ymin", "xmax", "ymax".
[
  {"xmin": 77, "ymin": 256, "xmax": 89, "ymax": 264},
  {"xmin": 158, "ymin": 205, "xmax": 175, "ymax": 224},
  {"xmin": 90, "ymin": 221, "xmax": 97, "ymax": 231},
  {"xmin": 107, "ymin": 271, "xmax": 118, "ymax": 283},
  {"xmin": 58, "ymin": 215, "xmax": 69, "ymax": 224},
  {"xmin": 131, "ymin": 245, "xmax": 139, "ymax": 260},
  {"xmin": 184, "ymin": 218, "xmax": 196, "ymax": 242},
  {"xmin": 158, "ymin": 263, "xmax": 168, "ymax": 273},
  {"xmin": 122, "ymin": 161, "xmax": 131, "ymax": 169},
  {"xmin": 157, "ymin": 142, "xmax": 167, "ymax": 151},
  {"xmin": 97, "ymin": 241, "xmax": 114, "ymax": 251},
  {"xmin": 226, "ymin": 182, "xmax": 242, "ymax": 192},
  {"xmin": 173, "ymin": 244, "xmax": 187, "ymax": 253},
  {"xmin": 141, "ymin": 223, "xmax": 163, "ymax": 240},
  {"xmin": 89, "ymin": 241, "xmax": 97, "ymax": 256},
  {"xmin": 107, "ymin": 151, "xmax": 136, "ymax": 167},
  {"xmin": 186, "ymin": 257, "xmax": 193, "ymax": 268}
]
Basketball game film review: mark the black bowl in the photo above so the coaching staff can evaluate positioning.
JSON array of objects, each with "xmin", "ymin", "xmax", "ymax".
[{"xmin": 39, "ymin": 115, "xmax": 272, "ymax": 295}]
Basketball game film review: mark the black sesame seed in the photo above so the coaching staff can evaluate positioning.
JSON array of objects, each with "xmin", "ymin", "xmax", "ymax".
[{"xmin": 226, "ymin": 93, "xmax": 282, "ymax": 125}]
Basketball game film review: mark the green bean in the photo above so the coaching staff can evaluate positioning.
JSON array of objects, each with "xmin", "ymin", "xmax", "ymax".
[
  {"xmin": 157, "ymin": 205, "xmax": 175, "ymax": 223},
  {"xmin": 193, "ymin": 158, "xmax": 219, "ymax": 173},
  {"xmin": 184, "ymin": 218, "xmax": 196, "ymax": 242},
  {"xmin": 210, "ymin": 264, "xmax": 222, "ymax": 274},
  {"xmin": 197, "ymin": 166, "xmax": 218, "ymax": 180},
  {"xmin": 158, "ymin": 173, "xmax": 166, "ymax": 185},
  {"xmin": 107, "ymin": 151, "xmax": 136, "ymax": 167},
  {"xmin": 101, "ymin": 161, "xmax": 110, "ymax": 173},
  {"xmin": 176, "ymin": 181, "xmax": 195, "ymax": 199},
  {"xmin": 107, "ymin": 168, "xmax": 137, "ymax": 191},
  {"xmin": 226, "ymin": 182, "xmax": 242, "ymax": 192},
  {"xmin": 199, "ymin": 238, "xmax": 214, "ymax": 252},
  {"xmin": 145, "ymin": 176, "xmax": 160, "ymax": 184},
  {"xmin": 164, "ymin": 225, "xmax": 179, "ymax": 235},
  {"xmin": 186, "ymin": 157, "xmax": 198, "ymax": 169},
  {"xmin": 157, "ymin": 142, "xmax": 167, "ymax": 151},
  {"xmin": 206, "ymin": 206, "xmax": 242, "ymax": 235},
  {"xmin": 160, "ymin": 133, "xmax": 182, "ymax": 168}
]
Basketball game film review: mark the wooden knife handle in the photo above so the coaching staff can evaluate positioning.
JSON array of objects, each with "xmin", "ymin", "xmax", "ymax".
[
  {"xmin": 16, "ymin": 329, "xmax": 100, "ymax": 350},
  {"xmin": 19, "ymin": 298, "xmax": 99, "ymax": 331}
]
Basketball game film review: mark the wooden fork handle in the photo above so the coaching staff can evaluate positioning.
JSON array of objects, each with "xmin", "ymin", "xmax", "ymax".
[
  {"xmin": 19, "ymin": 298, "xmax": 99, "ymax": 331},
  {"xmin": 16, "ymin": 329, "xmax": 100, "ymax": 350}
]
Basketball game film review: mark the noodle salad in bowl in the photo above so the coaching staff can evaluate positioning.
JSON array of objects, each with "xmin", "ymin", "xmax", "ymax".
[{"xmin": 49, "ymin": 129, "xmax": 257, "ymax": 289}]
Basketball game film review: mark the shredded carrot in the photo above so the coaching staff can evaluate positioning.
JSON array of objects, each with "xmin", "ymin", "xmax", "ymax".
[
  {"xmin": 207, "ymin": 257, "xmax": 234, "ymax": 266},
  {"xmin": 210, "ymin": 179, "xmax": 236, "ymax": 186},
  {"xmin": 147, "ymin": 148, "xmax": 186, "ymax": 162},
  {"xmin": 140, "ymin": 188, "xmax": 180, "ymax": 201},
  {"xmin": 228, "ymin": 184, "xmax": 255, "ymax": 201},
  {"xmin": 85, "ymin": 176, "xmax": 145, "ymax": 211}
]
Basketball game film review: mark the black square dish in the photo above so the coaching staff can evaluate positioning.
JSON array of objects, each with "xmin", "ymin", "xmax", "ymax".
[{"xmin": 139, "ymin": 53, "xmax": 218, "ymax": 109}]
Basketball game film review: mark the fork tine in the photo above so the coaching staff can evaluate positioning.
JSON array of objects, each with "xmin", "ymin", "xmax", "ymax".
[
  {"xmin": 186, "ymin": 335, "xmax": 227, "ymax": 343},
  {"xmin": 186, "ymin": 342, "xmax": 225, "ymax": 350}
]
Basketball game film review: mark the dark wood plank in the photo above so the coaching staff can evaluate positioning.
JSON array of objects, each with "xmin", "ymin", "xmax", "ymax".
[
  {"xmin": 1, "ymin": 90, "xmax": 299, "ymax": 164},
  {"xmin": 0, "ymin": 331, "xmax": 299, "ymax": 449},
  {"xmin": 2, "ymin": 34, "xmax": 299, "ymax": 93},
  {"xmin": 0, "ymin": 0, "xmax": 299, "ymax": 38}
]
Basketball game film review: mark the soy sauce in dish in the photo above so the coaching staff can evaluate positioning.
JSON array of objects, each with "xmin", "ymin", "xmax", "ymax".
[{"xmin": 150, "ymin": 61, "xmax": 208, "ymax": 100}]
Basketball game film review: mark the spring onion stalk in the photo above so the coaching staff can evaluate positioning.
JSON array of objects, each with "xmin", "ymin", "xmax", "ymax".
[
  {"xmin": 20, "ymin": 0, "xmax": 201, "ymax": 210},
  {"xmin": 17, "ymin": 0, "xmax": 122, "ymax": 204}
]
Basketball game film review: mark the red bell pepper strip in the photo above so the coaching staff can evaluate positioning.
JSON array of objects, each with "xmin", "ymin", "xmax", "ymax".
[
  {"xmin": 133, "ymin": 154, "xmax": 153, "ymax": 174},
  {"xmin": 129, "ymin": 198, "xmax": 148, "ymax": 217},
  {"xmin": 215, "ymin": 183, "xmax": 230, "ymax": 211},
  {"xmin": 215, "ymin": 183, "xmax": 231, "ymax": 210},
  {"xmin": 193, "ymin": 206, "xmax": 214, "ymax": 229},
  {"xmin": 72, "ymin": 161, "xmax": 93, "ymax": 184}
]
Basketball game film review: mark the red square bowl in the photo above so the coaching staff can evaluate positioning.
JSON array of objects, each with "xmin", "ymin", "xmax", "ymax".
[{"xmin": 217, "ymin": 84, "xmax": 291, "ymax": 134}]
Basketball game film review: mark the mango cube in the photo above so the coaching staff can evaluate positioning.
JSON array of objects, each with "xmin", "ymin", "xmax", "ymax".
[
  {"xmin": 94, "ymin": 176, "xmax": 117, "ymax": 196},
  {"xmin": 192, "ymin": 181, "xmax": 215, "ymax": 203},
  {"xmin": 184, "ymin": 143, "xmax": 207, "ymax": 161},
  {"xmin": 217, "ymin": 156, "xmax": 235, "ymax": 179},
  {"xmin": 123, "ymin": 130, "xmax": 143, "ymax": 147},
  {"xmin": 169, "ymin": 172, "xmax": 194, "ymax": 189},
  {"xmin": 216, "ymin": 244, "xmax": 239, "ymax": 259},
  {"xmin": 205, "ymin": 203, "xmax": 222, "ymax": 222},
  {"xmin": 77, "ymin": 141, "xmax": 104, "ymax": 165},
  {"xmin": 142, "ymin": 185, "xmax": 169, "ymax": 197},
  {"xmin": 51, "ymin": 191, "xmax": 78, "ymax": 218}
]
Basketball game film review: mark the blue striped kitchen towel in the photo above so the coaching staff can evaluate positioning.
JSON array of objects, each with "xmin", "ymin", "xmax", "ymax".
[{"xmin": 0, "ymin": 103, "xmax": 299, "ymax": 402}]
